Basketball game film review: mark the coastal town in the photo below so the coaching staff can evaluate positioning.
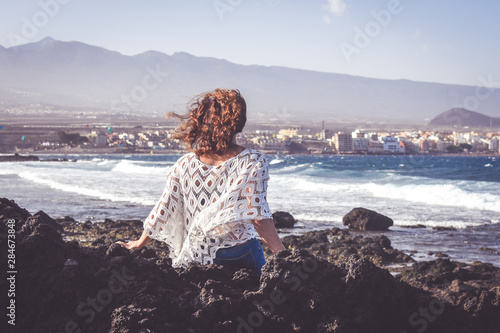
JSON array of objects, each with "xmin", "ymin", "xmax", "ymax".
[{"xmin": 1, "ymin": 121, "xmax": 499, "ymax": 155}]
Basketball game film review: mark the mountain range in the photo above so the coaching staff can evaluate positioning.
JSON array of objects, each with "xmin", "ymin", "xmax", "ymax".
[{"xmin": 1, "ymin": 37, "xmax": 499, "ymax": 124}]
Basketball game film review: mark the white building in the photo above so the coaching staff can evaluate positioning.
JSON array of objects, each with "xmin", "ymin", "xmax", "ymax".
[
  {"xmin": 382, "ymin": 136, "xmax": 404, "ymax": 153},
  {"xmin": 487, "ymin": 137, "xmax": 499, "ymax": 152}
]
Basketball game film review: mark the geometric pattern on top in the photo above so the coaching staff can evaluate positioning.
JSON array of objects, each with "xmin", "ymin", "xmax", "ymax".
[{"xmin": 143, "ymin": 148, "xmax": 273, "ymax": 267}]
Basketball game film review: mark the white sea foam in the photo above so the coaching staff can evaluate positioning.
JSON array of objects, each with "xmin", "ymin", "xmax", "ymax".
[
  {"xmin": 111, "ymin": 160, "xmax": 166, "ymax": 175},
  {"xmin": 0, "ymin": 168, "xmax": 17, "ymax": 175},
  {"xmin": 269, "ymin": 159, "xmax": 284, "ymax": 165},
  {"xmin": 275, "ymin": 176, "xmax": 354, "ymax": 193},
  {"xmin": 394, "ymin": 219, "xmax": 477, "ymax": 229},
  {"xmin": 17, "ymin": 171, "xmax": 157, "ymax": 206},
  {"xmin": 291, "ymin": 212, "xmax": 344, "ymax": 223},
  {"xmin": 271, "ymin": 163, "xmax": 311, "ymax": 174},
  {"xmin": 362, "ymin": 182, "xmax": 500, "ymax": 213}
]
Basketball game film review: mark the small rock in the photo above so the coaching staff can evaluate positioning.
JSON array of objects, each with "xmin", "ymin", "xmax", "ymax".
[
  {"xmin": 82, "ymin": 220, "xmax": 93, "ymax": 229},
  {"xmin": 342, "ymin": 207, "xmax": 393, "ymax": 231},
  {"xmin": 64, "ymin": 258, "xmax": 79, "ymax": 266},
  {"xmin": 272, "ymin": 211, "xmax": 296, "ymax": 228},
  {"xmin": 432, "ymin": 226, "xmax": 457, "ymax": 231},
  {"xmin": 478, "ymin": 247, "xmax": 500, "ymax": 254}
]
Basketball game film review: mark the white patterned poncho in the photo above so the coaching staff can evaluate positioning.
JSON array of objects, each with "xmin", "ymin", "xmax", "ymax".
[{"xmin": 143, "ymin": 148, "xmax": 273, "ymax": 267}]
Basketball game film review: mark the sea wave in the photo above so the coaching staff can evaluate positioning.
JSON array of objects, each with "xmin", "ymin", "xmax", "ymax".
[
  {"xmin": 269, "ymin": 159, "xmax": 284, "ymax": 165},
  {"xmin": 111, "ymin": 160, "xmax": 167, "ymax": 175},
  {"xmin": 17, "ymin": 171, "xmax": 156, "ymax": 206},
  {"xmin": 271, "ymin": 163, "xmax": 312, "ymax": 174},
  {"xmin": 393, "ymin": 219, "xmax": 483, "ymax": 229},
  {"xmin": 362, "ymin": 182, "xmax": 500, "ymax": 213}
]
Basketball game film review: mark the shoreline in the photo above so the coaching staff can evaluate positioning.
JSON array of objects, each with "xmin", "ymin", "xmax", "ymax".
[
  {"xmin": 2, "ymin": 149, "xmax": 499, "ymax": 157},
  {"xmin": 1, "ymin": 198, "xmax": 499, "ymax": 332}
]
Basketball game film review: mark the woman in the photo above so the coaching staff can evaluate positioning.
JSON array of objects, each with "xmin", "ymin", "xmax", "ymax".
[{"xmin": 118, "ymin": 88, "xmax": 285, "ymax": 274}]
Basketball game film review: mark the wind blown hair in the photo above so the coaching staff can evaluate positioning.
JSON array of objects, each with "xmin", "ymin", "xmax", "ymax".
[{"xmin": 167, "ymin": 89, "xmax": 247, "ymax": 156}]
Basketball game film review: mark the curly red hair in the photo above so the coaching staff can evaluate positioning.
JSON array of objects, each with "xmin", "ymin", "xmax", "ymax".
[{"xmin": 168, "ymin": 89, "xmax": 247, "ymax": 155}]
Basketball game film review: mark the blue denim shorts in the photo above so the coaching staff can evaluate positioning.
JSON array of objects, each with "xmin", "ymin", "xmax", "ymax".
[{"xmin": 214, "ymin": 238, "xmax": 266, "ymax": 275}]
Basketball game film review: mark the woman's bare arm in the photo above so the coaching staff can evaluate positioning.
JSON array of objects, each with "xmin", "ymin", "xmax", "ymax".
[{"xmin": 252, "ymin": 218, "xmax": 286, "ymax": 253}]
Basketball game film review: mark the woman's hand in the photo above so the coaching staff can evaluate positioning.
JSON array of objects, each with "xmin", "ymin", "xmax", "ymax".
[
  {"xmin": 116, "ymin": 230, "xmax": 153, "ymax": 250},
  {"xmin": 116, "ymin": 240, "xmax": 144, "ymax": 250}
]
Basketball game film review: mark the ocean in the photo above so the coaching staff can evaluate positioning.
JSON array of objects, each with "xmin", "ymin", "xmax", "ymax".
[{"xmin": 1, "ymin": 153, "xmax": 499, "ymax": 266}]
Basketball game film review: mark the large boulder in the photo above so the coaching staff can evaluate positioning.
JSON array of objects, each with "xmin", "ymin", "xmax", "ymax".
[
  {"xmin": 342, "ymin": 207, "xmax": 393, "ymax": 231},
  {"xmin": 272, "ymin": 211, "xmax": 296, "ymax": 228}
]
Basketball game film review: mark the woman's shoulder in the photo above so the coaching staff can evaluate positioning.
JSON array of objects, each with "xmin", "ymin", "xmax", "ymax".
[
  {"xmin": 177, "ymin": 151, "xmax": 196, "ymax": 163},
  {"xmin": 168, "ymin": 152, "xmax": 196, "ymax": 173}
]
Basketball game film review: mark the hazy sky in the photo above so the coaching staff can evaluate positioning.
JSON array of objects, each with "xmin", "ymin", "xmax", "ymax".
[{"xmin": 1, "ymin": 0, "xmax": 499, "ymax": 88}]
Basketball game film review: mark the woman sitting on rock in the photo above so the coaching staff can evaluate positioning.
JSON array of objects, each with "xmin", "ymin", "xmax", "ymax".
[{"xmin": 118, "ymin": 89, "xmax": 285, "ymax": 274}]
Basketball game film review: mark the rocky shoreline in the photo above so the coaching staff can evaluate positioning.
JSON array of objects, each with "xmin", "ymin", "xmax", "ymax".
[
  {"xmin": 0, "ymin": 153, "xmax": 77, "ymax": 162},
  {"xmin": 1, "ymin": 198, "xmax": 499, "ymax": 332}
]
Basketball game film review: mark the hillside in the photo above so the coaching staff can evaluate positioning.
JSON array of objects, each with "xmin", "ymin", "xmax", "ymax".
[
  {"xmin": 429, "ymin": 108, "xmax": 500, "ymax": 127},
  {"xmin": 1, "ymin": 37, "xmax": 500, "ymax": 123}
]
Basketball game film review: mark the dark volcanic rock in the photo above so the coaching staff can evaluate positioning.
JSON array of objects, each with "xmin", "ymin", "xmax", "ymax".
[
  {"xmin": 1, "ymin": 198, "xmax": 499, "ymax": 333},
  {"xmin": 0, "ymin": 153, "xmax": 39, "ymax": 162},
  {"xmin": 273, "ymin": 227, "xmax": 413, "ymax": 266},
  {"xmin": 397, "ymin": 259, "xmax": 500, "ymax": 333},
  {"xmin": 57, "ymin": 217, "xmax": 170, "ymax": 258},
  {"xmin": 243, "ymin": 251, "xmax": 410, "ymax": 332},
  {"xmin": 0, "ymin": 197, "xmax": 32, "ymax": 221},
  {"xmin": 343, "ymin": 207, "xmax": 394, "ymax": 231},
  {"xmin": 272, "ymin": 211, "xmax": 296, "ymax": 228},
  {"xmin": 479, "ymin": 247, "xmax": 500, "ymax": 254},
  {"xmin": 433, "ymin": 226, "xmax": 457, "ymax": 231},
  {"xmin": 32, "ymin": 210, "xmax": 63, "ymax": 231}
]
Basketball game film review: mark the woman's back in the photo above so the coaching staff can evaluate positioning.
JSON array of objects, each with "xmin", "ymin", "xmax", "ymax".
[
  {"xmin": 118, "ymin": 89, "xmax": 285, "ymax": 274},
  {"xmin": 143, "ymin": 147, "xmax": 272, "ymax": 267}
]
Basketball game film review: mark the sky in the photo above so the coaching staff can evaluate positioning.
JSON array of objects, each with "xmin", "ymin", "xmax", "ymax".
[{"xmin": 1, "ymin": 0, "xmax": 500, "ymax": 88}]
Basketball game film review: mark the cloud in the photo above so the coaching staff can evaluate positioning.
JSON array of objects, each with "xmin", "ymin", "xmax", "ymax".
[
  {"xmin": 325, "ymin": 0, "xmax": 347, "ymax": 15},
  {"xmin": 322, "ymin": 15, "xmax": 332, "ymax": 25},
  {"xmin": 414, "ymin": 29, "xmax": 421, "ymax": 38}
]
